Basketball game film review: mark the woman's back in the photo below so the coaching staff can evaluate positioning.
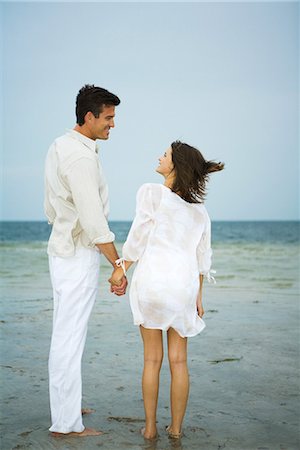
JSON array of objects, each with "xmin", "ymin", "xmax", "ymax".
[{"xmin": 123, "ymin": 183, "xmax": 210, "ymax": 336}]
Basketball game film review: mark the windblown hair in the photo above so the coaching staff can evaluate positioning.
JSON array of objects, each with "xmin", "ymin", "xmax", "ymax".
[
  {"xmin": 76, "ymin": 84, "xmax": 120, "ymax": 126},
  {"xmin": 170, "ymin": 141, "xmax": 224, "ymax": 203}
]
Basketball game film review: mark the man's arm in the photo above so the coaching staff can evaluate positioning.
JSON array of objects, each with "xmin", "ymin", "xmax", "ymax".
[
  {"xmin": 65, "ymin": 158, "xmax": 115, "ymax": 245},
  {"xmin": 65, "ymin": 159, "xmax": 127, "ymax": 295},
  {"xmin": 96, "ymin": 242, "xmax": 120, "ymax": 267}
]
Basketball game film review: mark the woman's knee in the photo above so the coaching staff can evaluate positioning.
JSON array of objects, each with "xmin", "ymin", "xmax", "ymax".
[
  {"xmin": 144, "ymin": 350, "xmax": 164, "ymax": 366},
  {"xmin": 167, "ymin": 329, "xmax": 188, "ymax": 366},
  {"xmin": 168, "ymin": 351, "xmax": 187, "ymax": 367},
  {"xmin": 141, "ymin": 326, "xmax": 163, "ymax": 365},
  {"xmin": 168, "ymin": 346, "xmax": 187, "ymax": 367}
]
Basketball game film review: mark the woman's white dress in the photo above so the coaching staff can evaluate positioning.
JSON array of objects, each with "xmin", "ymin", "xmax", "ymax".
[{"xmin": 122, "ymin": 183, "xmax": 213, "ymax": 338}]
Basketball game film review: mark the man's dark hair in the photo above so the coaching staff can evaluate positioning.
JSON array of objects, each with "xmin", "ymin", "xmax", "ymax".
[
  {"xmin": 170, "ymin": 141, "xmax": 224, "ymax": 203},
  {"xmin": 76, "ymin": 84, "xmax": 120, "ymax": 126}
]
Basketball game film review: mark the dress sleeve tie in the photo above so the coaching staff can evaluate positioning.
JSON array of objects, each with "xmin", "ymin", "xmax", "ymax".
[
  {"xmin": 204, "ymin": 269, "xmax": 216, "ymax": 284},
  {"xmin": 115, "ymin": 257, "xmax": 126, "ymax": 276}
]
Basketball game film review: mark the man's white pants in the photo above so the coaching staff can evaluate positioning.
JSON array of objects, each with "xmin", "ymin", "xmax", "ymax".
[{"xmin": 48, "ymin": 247, "xmax": 100, "ymax": 433}]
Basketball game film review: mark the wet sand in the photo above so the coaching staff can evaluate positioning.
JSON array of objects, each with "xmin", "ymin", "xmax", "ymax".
[{"xmin": 1, "ymin": 257, "xmax": 299, "ymax": 450}]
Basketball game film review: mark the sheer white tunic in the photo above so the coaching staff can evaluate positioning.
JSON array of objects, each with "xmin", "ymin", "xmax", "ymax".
[{"xmin": 122, "ymin": 183, "xmax": 213, "ymax": 338}]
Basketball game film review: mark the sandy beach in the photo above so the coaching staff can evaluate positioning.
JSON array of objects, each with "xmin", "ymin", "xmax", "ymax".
[{"xmin": 1, "ymin": 238, "xmax": 299, "ymax": 450}]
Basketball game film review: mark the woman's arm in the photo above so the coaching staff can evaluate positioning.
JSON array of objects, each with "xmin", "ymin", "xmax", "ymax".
[
  {"xmin": 109, "ymin": 260, "xmax": 134, "ymax": 287},
  {"xmin": 196, "ymin": 274, "xmax": 205, "ymax": 318},
  {"xmin": 108, "ymin": 184, "xmax": 160, "ymax": 292}
]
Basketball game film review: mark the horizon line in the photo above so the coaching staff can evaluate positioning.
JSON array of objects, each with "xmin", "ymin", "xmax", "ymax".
[{"xmin": 0, "ymin": 219, "xmax": 299, "ymax": 223}]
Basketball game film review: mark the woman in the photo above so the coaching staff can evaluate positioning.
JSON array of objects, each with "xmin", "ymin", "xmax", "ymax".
[{"xmin": 109, "ymin": 141, "xmax": 224, "ymax": 440}]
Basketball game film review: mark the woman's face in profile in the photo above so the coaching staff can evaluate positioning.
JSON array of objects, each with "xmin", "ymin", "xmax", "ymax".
[{"xmin": 156, "ymin": 147, "xmax": 174, "ymax": 178}]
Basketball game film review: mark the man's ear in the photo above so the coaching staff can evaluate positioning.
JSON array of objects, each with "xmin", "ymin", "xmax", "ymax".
[{"xmin": 84, "ymin": 111, "xmax": 94, "ymax": 124}]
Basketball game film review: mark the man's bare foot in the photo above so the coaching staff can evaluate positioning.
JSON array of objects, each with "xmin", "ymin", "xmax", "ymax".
[
  {"xmin": 51, "ymin": 427, "xmax": 103, "ymax": 438},
  {"xmin": 82, "ymin": 408, "xmax": 96, "ymax": 415}
]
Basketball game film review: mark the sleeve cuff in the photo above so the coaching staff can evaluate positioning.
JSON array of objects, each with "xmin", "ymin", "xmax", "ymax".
[
  {"xmin": 92, "ymin": 231, "xmax": 115, "ymax": 245},
  {"xmin": 200, "ymin": 269, "xmax": 216, "ymax": 284}
]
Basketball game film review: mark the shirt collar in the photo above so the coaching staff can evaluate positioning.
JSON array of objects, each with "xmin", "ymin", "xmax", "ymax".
[{"xmin": 66, "ymin": 129, "xmax": 99, "ymax": 154}]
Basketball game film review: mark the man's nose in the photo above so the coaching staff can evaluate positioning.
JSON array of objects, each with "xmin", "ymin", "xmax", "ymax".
[{"xmin": 110, "ymin": 119, "xmax": 115, "ymax": 128}]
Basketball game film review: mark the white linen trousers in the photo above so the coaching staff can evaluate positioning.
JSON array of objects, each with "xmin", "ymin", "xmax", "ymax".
[{"xmin": 48, "ymin": 247, "xmax": 100, "ymax": 433}]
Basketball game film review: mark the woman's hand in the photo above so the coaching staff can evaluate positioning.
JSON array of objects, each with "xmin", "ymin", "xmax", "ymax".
[{"xmin": 196, "ymin": 293, "xmax": 205, "ymax": 318}]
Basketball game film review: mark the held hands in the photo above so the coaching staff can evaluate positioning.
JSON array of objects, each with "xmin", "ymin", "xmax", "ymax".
[{"xmin": 108, "ymin": 267, "xmax": 127, "ymax": 296}]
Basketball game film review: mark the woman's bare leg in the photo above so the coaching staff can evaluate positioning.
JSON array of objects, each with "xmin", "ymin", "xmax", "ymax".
[
  {"xmin": 167, "ymin": 327, "xmax": 189, "ymax": 436},
  {"xmin": 140, "ymin": 326, "xmax": 163, "ymax": 439}
]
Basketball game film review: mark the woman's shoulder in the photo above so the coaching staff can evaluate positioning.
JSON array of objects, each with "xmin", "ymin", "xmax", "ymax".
[
  {"xmin": 192, "ymin": 202, "xmax": 210, "ymax": 221},
  {"xmin": 136, "ymin": 183, "xmax": 164, "ymax": 196},
  {"xmin": 136, "ymin": 183, "xmax": 163, "ymax": 210}
]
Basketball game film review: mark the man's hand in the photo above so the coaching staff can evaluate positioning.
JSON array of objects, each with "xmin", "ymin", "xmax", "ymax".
[{"xmin": 108, "ymin": 268, "xmax": 128, "ymax": 296}]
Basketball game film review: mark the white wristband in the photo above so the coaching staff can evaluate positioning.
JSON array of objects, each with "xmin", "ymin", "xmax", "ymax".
[{"xmin": 115, "ymin": 258, "xmax": 126, "ymax": 276}]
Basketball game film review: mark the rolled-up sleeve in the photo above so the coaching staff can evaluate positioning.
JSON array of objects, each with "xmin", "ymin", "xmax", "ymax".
[
  {"xmin": 196, "ymin": 217, "xmax": 212, "ymax": 276},
  {"xmin": 44, "ymin": 181, "xmax": 56, "ymax": 225},
  {"xmin": 122, "ymin": 184, "xmax": 155, "ymax": 262},
  {"xmin": 66, "ymin": 157, "xmax": 115, "ymax": 245}
]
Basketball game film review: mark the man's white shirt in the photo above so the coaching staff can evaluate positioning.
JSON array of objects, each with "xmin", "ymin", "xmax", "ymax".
[{"xmin": 44, "ymin": 129, "xmax": 115, "ymax": 257}]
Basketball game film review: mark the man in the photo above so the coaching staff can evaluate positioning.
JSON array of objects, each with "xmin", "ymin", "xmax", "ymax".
[{"xmin": 44, "ymin": 84, "xmax": 127, "ymax": 437}]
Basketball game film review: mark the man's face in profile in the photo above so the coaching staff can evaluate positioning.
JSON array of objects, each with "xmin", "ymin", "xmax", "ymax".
[{"xmin": 87, "ymin": 105, "xmax": 116, "ymax": 140}]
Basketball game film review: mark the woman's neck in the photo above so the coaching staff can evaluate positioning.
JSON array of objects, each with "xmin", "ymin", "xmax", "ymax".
[{"xmin": 164, "ymin": 173, "xmax": 175, "ymax": 189}]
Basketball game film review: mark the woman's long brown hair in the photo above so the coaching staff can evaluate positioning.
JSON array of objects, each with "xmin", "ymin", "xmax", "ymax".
[{"xmin": 170, "ymin": 140, "xmax": 224, "ymax": 203}]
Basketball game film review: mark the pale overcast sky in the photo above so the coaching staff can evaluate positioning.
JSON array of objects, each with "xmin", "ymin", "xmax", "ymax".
[{"xmin": 1, "ymin": 1, "xmax": 299, "ymax": 221}]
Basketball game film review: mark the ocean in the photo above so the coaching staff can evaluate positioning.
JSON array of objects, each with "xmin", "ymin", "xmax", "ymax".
[
  {"xmin": 0, "ymin": 220, "xmax": 299, "ymax": 301},
  {"xmin": 1, "ymin": 220, "xmax": 299, "ymax": 244}
]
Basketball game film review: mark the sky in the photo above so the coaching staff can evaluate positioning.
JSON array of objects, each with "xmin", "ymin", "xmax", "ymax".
[{"xmin": 1, "ymin": 1, "xmax": 299, "ymax": 221}]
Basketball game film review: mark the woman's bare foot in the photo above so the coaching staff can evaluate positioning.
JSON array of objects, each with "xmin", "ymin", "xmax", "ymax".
[
  {"xmin": 141, "ymin": 426, "xmax": 158, "ymax": 440},
  {"xmin": 51, "ymin": 427, "xmax": 103, "ymax": 438},
  {"xmin": 166, "ymin": 425, "xmax": 182, "ymax": 439},
  {"xmin": 81, "ymin": 408, "xmax": 96, "ymax": 415}
]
